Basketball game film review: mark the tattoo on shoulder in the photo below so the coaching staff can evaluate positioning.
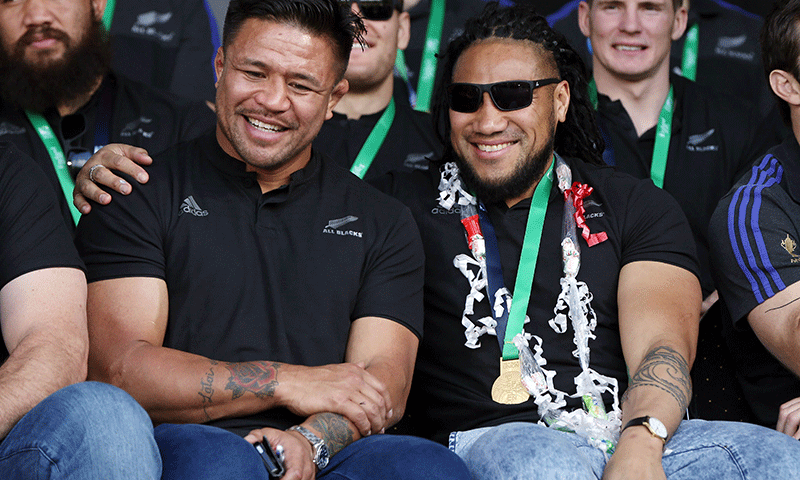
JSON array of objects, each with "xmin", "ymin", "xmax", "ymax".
[
  {"xmin": 309, "ymin": 413, "xmax": 354, "ymax": 456},
  {"xmin": 224, "ymin": 361, "xmax": 280, "ymax": 400},
  {"xmin": 198, "ymin": 360, "xmax": 218, "ymax": 422},
  {"xmin": 622, "ymin": 346, "xmax": 691, "ymax": 410}
]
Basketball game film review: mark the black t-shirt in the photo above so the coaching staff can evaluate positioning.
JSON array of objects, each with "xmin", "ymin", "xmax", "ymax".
[
  {"xmin": 596, "ymin": 75, "xmax": 773, "ymax": 296},
  {"xmin": 109, "ymin": 0, "xmax": 218, "ymax": 102},
  {"xmin": 0, "ymin": 73, "xmax": 216, "ymax": 232},
  {"xmin": 0, "ymin": 142, "xmax": 84, "ymax": 363},
  {"xmin": 75, "ymin": 131, "xmax": 425, "ymax": 435},
  {"xmin": 313, "ymin": 100, "xmax": 442, "ymax": 180},
  {"xmin": 709, "ymin": 136, "xmax": 800, "ymax": 427},
  {"xmin": 374, "ymin": 156, "xmax": 698, "ymax": 445},
  {"xmin": 548, "ymin": 0, "xmax": 774, "ymax": 118}
]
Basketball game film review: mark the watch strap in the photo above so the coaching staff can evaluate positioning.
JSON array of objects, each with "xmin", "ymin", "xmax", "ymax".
[
  {"xmin": 623, "ymin": 416, "xmax": 667, "ymax": 445},
  {"xmin": 289, "ymin": 425, "xmax": 329, "ymax": 469}
]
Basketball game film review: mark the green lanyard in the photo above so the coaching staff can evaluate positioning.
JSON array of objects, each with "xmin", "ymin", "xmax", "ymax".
[
  {"xmin": 588, "ymin": 79, "xmax": 674, "ymax": 189},
  {"xmin": 394, "ymin": 0, "xmax": 446, "ymax": 112},
  {"xmin": 102, "ymin": 0, "xmax": 116, "ymax": 30},
  {"xmin": 501, "ymin": 160, "xmax": 553, "ymax": 359},
  {"xmin": 349, "ymin": 97, "xmax": 396, "ymax": 179},
  {"xmin": 681, "ymin": 24, "xmax": 699, "ymax": 82},
  {"xmin": 415, "ymin": 0, "xmax": 445, "ymax": 112},
  {"xmin": 24, "ymin": 111, "xmax": 81, "ymax": 225}
]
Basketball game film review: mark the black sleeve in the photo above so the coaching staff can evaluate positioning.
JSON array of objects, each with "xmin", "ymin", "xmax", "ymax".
[
  {"xmin": 74, "ymin": 171, "xmax": 167, "ymax": 283},
  {"xmin": 709, "ymin": 180, "xmax": 800, "ymax": 327},
  {"xmin": 0, "ymin": 143, "xmax": 83, "ymax": 290},
  {"xmin": 353, "ymin": 202, "xmax": 425, "ymax": 340}
]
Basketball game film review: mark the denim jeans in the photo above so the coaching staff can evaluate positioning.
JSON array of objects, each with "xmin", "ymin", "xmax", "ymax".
[
  {"xmin": 449, "ymin": 420, "xmax": 800, "ymax": 479},
  {"xmin": 155, "ymin": 423, "xmax": 470, "ymax": 479},
  {"xmin": 0, "ymin": 381, "xmax": 161, "ymax": 479}
]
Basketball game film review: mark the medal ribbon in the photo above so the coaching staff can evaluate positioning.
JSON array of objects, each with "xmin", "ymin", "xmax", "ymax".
[
  {"xmin": 24, "ymin": 111, "xmax": 81, "ymax": 225},
  {"xmin": 349, "ymin": 97, "xmax": 396, "ymax": 179},
  {"xmin": 681, "ymin": 23, "xmax": 699, "ymax": 82},
  {"xmin": 465, "ymin": 160, "xmax": 554, "ymax": 360},
  {"xmin": 588, "ymin": 79, "xmax": 674, "ymax": 189}
]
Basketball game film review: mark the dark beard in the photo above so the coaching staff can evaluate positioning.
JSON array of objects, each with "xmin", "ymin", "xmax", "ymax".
[
  {"xmin": 451, "ymin": 136, "xmax": 555, "ymax": 205},
  {"xmin": 0, "ymin": 19, "xmax": 111, "ymax": 112}
]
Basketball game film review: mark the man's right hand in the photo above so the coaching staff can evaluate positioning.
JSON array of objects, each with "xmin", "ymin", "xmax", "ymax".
[
  {"xmin": 277, "ymin": 362, "xmax": 392, "ymax": 437},
  {"xmin": 244, "ymin": 427, "xmax": 316, "ymax": 480},
  {"xmin": 73, "ymin": 143, "xmax": 152, "ymax": 214}
]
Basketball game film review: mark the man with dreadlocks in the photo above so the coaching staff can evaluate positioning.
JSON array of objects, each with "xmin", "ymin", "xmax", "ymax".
[{"xmin": 373, "ymin": 3, "xmax": 800, "ymax": 479}]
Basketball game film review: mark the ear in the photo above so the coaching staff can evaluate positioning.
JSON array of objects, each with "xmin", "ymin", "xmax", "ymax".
[
  {"xmin": 91, "ymin": 0, "xmax": 108, "ymax": 22},
  {"xmin": 396, "ymin": 11, "xmax": 411, "ymax": 50},
  {"xmin": 671, "ymin": 4, "xmax": 689, "ymax": 41},
  {"xmin": 554, "ymin": 80, "xmax": 570, "ymax": 123},
  {"xmin": 214, "ymin": 46, "xmax": 225, "ymax": 88},
  {"xmin": 578, "ymin": 1, "xmax": 592, "ymax": 39},
  {"xmin": 769, "ymin": 69, "xmax": 800, "ymax": 107},
  {"xmin": 326, "ymin": 79, "xmax": 349, "ymax": 120}
]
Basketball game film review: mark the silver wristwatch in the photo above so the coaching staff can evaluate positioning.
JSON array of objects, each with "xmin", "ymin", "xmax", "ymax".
[{"xmin": 289, "ymin": 425, "xmax": 330, "ymax": 469}]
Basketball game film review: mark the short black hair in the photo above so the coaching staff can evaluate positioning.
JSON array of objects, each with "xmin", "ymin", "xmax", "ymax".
[
  {"xmin": 222, "ymin": 0, "xmax": 365, "ymax": 80},
  {"xmin": 762, "ymin": 0, "xmax": 800, "ymax": 126},
  {"xmin": 433, "ymin": 2, "xmax": 604, "ymax": 165}
]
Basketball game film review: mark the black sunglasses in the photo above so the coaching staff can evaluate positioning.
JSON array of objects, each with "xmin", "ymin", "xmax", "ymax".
[
  {"xmin": 340, "ymin": 0, "xmax": 400, "ymax": 21},
  {"xmin": 447, "ymin": 78, "xmax": 561, "ymax": 113}
]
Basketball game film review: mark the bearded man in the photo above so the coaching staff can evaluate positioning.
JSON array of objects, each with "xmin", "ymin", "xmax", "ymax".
[{"xmin": 0, "ymin": 0, "xmax": 214, "ymax": 231}]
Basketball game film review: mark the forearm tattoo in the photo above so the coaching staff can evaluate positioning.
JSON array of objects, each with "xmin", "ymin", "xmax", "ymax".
[
  {"xmin": 198, "ymin": 360, "xmax": 218, "ymax": 422},
  {"xmin": 224, "ymin": 361, "xmax": 280, "ymax": 400},
  {"xmin": 622, "ymin": 346, "xmax": 692, "ymax": 410},
  {"xmin": 308, "ymin": 413, "xmax": 355, "ymax": 457}
]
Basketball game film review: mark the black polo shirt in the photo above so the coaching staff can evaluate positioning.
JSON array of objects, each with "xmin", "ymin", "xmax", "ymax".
[
  {"xmin": 596, "ymin": 74, "xmax": 773, "ymax": 296},
  {"xmin": 313, "ymin": 100, "xmax": 442, "ymax": 180},
  {"xmin": 0, "ymin": 142, "xmax": 84, "ymax": 364},
  {"xmin": 75, "ymin": 130, "xmax": 425, "ymax": 435},
  {"xmin": 109, "ymin": 0, "xmax": 218, "ymax": 102},
  {"xmin": 548, "ymin": 0, "xmax": 773, "ymax": 118},
  {"xmin": 373, "ymin": 156, "xmax": 698, "ymax": 445},
  {"xmin": 0, "ymin": 72, "xmax": 216, "ymax": 232},
  {"xmin": 709, "ymin": 136, "xmax": 800, "ymax": 427}
]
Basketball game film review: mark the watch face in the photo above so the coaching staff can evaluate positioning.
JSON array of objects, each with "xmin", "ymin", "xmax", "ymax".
[
  {"xmin": 316, "ymin": 445, "xmax": 330, "ymax": 469},
  {"xmin": 647, "ymin": 417, "xmax": 668, "ymax": 439}
]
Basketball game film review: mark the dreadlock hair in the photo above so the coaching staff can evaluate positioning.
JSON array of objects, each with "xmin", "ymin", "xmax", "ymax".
[{"xmin": 432, "ymin": 2, "xmax": 605, "ymax": 166}]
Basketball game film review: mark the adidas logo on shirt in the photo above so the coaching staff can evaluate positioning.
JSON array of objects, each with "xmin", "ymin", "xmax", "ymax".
[{"xmin": 179, "ymin": 196, "xmax": 208, "ymax": 217}]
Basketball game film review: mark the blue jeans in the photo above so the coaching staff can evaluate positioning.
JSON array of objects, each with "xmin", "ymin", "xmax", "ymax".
[
  {"xmin": 155, "ymin": 423, "xmax": 470, "ymax": 479},
  {"xmin": 0, "ymin": 381, "xmax": 161, "ymax": 479},
  {"xmin": 449, "ymin": 420, "xmax": 800, "ymax": 479}
]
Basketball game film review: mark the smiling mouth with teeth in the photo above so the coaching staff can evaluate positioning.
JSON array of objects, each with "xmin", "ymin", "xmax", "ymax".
[
  {"xmin": 476, "ymin": 142, "xmax": 514, "ymax": 152},
  {"xmin": 246, "ymin": 116, "xmax": 284, "ymax": 132},
  {"xmin": 614, "ymin": 45, "xmax": 645, "ymax": 51}
]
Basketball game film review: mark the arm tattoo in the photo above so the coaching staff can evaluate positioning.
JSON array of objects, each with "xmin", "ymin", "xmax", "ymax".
[
  {"xmin": 224, "ymin": 361, "xmax": 280, "ymax": 400},
  {"xmin": 308, "ymin": 413, "xmax": 355, "ymax": 456},
  {"xmin": 198, "ymin": 360, "xmax": 218, "ymax": 422},
  {"xmin": 622, "ymin": 346, "xmax": 691, "ymax": 410}
]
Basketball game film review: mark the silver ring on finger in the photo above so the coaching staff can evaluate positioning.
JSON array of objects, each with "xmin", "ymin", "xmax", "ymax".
[{"xmin": 89, "ymin": 164, "xmax": 105, "ymax": 183}]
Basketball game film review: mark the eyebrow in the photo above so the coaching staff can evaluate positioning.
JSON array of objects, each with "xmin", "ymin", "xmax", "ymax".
[{"xmin": 240, "ymin": 58, "xmax": 324, "ymax": 89}]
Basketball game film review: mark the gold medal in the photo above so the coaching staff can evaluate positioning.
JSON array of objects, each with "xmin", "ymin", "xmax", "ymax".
[{"xmin": 491, "ymin": 358, "xmax": 530, "ymax": 404}]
